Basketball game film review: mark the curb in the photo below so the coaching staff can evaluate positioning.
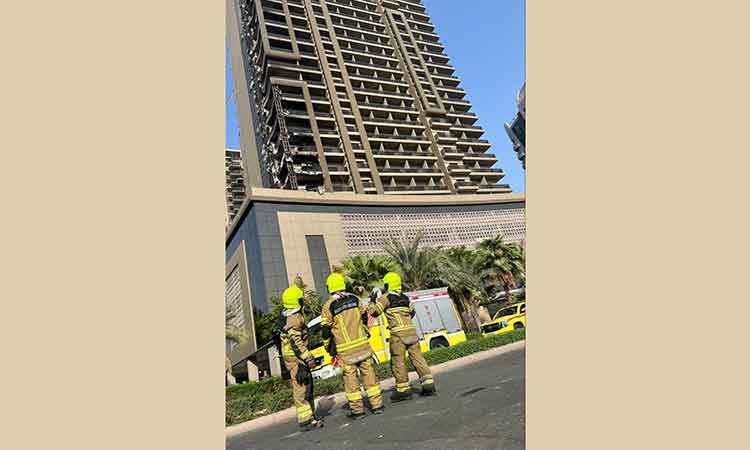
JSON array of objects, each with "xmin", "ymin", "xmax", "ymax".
[{"xmin": 225, "ymin": 339, "xmax": 525, "ymax": 437}]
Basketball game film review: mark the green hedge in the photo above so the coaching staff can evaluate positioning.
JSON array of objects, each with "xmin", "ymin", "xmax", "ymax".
[
  {"xmin": 226, "ymin": 329, "xmax": 525, "ymax": 426},
  {"xmin": 465, "ymin": 332, "xmax": 483, "ymax": 341}
]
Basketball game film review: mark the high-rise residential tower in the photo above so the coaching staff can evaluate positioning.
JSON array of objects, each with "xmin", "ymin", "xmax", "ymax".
[
  {"xmin": 225, "ymin": 0, "xmax": 526, "ymax": 381},
  {"xmin": 225, "ymin": 149, "xmax": 247, "ymax": 227},
  {"xmin": 504, "ymin": 81, "xmax": 525, "ymax": 169},
  {"xmin": 228, "ymin": 0, "xmax": 509, "ymax": 195}
]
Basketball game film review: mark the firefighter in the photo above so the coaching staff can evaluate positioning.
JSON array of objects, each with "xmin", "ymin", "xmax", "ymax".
[
  {"xmin": 368, "ymin": 272, "xmax": 435, "ymax": 401},
  {"xmin": 278, "ymin": 284, "xmax": 323, "ymax": 431},
  {"xmin": 321, "ymin": 273, "xmax": 384, "ymax": 419}
]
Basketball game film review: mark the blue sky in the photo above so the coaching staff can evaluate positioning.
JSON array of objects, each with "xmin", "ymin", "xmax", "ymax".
[{"xmin": 226, "ymin": 0, "xmax": 525, "ymax": 192}]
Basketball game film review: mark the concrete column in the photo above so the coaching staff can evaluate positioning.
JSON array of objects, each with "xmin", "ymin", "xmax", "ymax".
[
  {"xmin": 246, "ymin": 359, "xmax": 260, "ymax": 382},
  {"xmin": 268, "ymin": 346, "xmax": 282, "ymax": 377}
]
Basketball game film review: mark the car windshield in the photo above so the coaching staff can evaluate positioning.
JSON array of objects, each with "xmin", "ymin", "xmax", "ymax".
[{"xmin": 494, "ymin": 307, "xmax": 517, "ymax": 320}]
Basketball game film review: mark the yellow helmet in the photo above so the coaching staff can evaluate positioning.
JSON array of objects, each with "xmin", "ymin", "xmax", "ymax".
[
  {"xmin": 326, "ymin": 272, "xmax": 347, "ymax": 294},
  {"xmin": 383, "ymin": 272, "xmax": 402, "ymax": 291},
  {"xmin": 282, "ymin": 285, "xmax": 304, "ymax": 309}
]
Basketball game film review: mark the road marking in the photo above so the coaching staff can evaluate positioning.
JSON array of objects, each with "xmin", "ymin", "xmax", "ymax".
[
  {"xmin": 280, "ymin": 431, "xmax": 301, "ymax": 440},
  {"xmin": 339, "ymin": 423, "xmax": 350, "ymax": 429}
]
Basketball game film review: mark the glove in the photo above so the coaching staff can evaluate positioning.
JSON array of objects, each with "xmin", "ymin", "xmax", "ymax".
[
  {"xmin": 325, "ymin": 338, "xmax": 337, "ymax": 358},
  {"xmin": 296, "ymin": 363, "xmax": 310, "ymax": 385},
  {"xmin": 330, "ymin": 356, "xmax": 339, "ymax": 367}
]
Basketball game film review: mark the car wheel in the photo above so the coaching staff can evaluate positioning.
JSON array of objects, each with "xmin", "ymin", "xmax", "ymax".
[
  {"xmin": 429, "ymin": 338, "xmax": 449, "ymax": 350},
  {"xmin": 513, "ymin": 322, "xmax": 525, "ymax": 329}
]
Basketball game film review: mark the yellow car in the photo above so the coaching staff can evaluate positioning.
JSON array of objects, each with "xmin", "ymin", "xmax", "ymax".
[{"xmin": 480, "ymin": 302, "xmax": 526, "ymax": 337}]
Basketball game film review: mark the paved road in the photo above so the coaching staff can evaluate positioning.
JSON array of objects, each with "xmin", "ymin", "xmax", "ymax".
[{"xmin": 227, "ymin": 347, "xmax": 525, "ymax": 450}]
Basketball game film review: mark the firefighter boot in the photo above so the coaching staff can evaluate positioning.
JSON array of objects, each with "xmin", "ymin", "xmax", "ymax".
[
  {"xmin": 390, "ymin": 388, "xmax": 413, "ymax": 402},
  {"xmin": 300, "ymin": 417, "xmax": 324, "ymax": 432},
  {"xmin": 420, "ymin": 375, "xmax": 436, "ymax": 396},
  {"xmin": 421, "ymin": 384, "xmax": 437, "ymax": 396}
]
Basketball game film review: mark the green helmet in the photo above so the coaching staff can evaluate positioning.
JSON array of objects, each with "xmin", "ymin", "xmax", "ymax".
[
  {"xmin": 282, "ymin": 285, "xmax": 304, "ymax": 309},
  {"xmin": 326, "ymin": 272, "xmax": 346, "ymax": 294},
  {"xmin": 383, "ymin": 272, "xmax": 402, "ymax": 292}
]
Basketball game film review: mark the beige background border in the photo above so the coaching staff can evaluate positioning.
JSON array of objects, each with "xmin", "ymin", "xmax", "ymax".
[
  {"xmin": 2, "ymin": 1, "xmax": 225, "ymax": 449},
  {"xmin": 2, "ymin": 0, "xmax": 749, "ymax": 449},
  {"xmin": 528, "ymin": 0, "xmax": 750, "ymax": 448}
]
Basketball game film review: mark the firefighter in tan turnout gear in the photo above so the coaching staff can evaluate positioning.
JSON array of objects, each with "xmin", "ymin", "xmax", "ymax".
[
  {"xmin": 368, "ymin": 272, "xmax": 436, "ymax": 401},
  {"xmin": 321, "ymin": 273, "xmax": 384, "ymax": 419},
  {"xmin": 278, "ymin": 285, "xmax": 323, "ymax": 431}
]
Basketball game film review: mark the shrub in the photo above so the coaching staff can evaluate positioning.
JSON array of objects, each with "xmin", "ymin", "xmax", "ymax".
[{"xmin": 466, "ymin": 332, "xmax": 483, "ymax": 341}]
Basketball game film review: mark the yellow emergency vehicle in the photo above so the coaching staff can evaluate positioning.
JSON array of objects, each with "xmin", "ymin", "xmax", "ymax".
[
  {"xmin": 307, "ymin": 287, "xmax": 467, "ymax": 380},
  {"xmin": 480, "ymin": 302, "xmax": 526, "ymax": 337}
]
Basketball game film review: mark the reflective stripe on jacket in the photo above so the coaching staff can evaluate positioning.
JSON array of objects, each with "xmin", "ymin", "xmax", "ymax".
[
  {"xmin": 321, "ymin": 292, "xmax": 372, "ymax": 363},
  {"xmin": 368, "ymin": 291, "xmax": 418, "ymax": 339},
  {"xmin": 280, "ymin": 312, "xmax": 311, "ymax": 361}
]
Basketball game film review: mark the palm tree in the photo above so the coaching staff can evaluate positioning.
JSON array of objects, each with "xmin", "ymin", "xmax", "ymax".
[
  {"xmin": 437, "ymin": 246, "xmax": 492, "ymax": 332},
  {"xmin": 384, "ymin": 231, "xmax": 443, "ymax": 291},
  {"xmin": 340, "ymin": 255, "xmax": 398, "ymax": 296},
  {"xmin": 475, "ymin": 235, "xmax": 526, "ymax": 304}
]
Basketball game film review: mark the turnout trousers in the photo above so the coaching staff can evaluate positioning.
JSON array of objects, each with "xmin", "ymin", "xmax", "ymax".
[
  {"xmin": 284, "ymin": 356, "xmax": 315, "ymax": 425},
  {"xmin": 390, "ymin": 334, "xmax": 433, "ymax": 393},
  {"xmin": 342, "ymin": 357, "xmax": 383, "ymax": 414}
]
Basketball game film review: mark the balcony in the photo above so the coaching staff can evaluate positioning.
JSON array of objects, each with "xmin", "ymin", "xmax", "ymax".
[
  {"xmin": 285, "ymin": 109, "xmax": 334, "ymax": 120},
  {"xmin": 367, "ymin": 134, "xmax": 430, "ymax": 144},
  {"xmin": 372, "ymin": 149, "xmax": 437, "ymax": 158},
  {"xmin": 286, "ymin": 126, "xmax": 340, "ymax": 138},
  {"xmin": 292, "ymin": 145, "xmax": 344, "ymax": 156},
  {"xmin": 281, "ymin": 93, "xmax": 330, "ymax": 104},
  {"xmin": 347, "ymin": 73, "xmax": 409, "ymax": 88},
  {"xmin": 351, "ymin": 85, "xmax": 412, "ymax": 100},
  {"xmin": 354, "ymin": 103, "xmax": 417, "ymax": 115},
  {"xmin": 458, "ymin": 139, "xmax": 491, "ymax": 148},
  {"xmin": 331, "ymin": 183, "xmax": 355, "ymax": 192},
  {"xmin": 455, "ymin": 181, "xmax": 479, "ymax": 191},
  {"xmin": 340, "ymin": 47, "xmax": 399, "ymax": 64},
  {"xmin": 379, "ymin": 168, "xmax": 443, "ymax": 176},
  {"xmin": 326, "ymin": 164, "xmax": 372, "ymax": 174},
  {"xmin": 383, "ymin": 185, "xmax": 450, "ymax": 193},
  {"xmin": 477, "ymin": 184, "xmax": 512, "ymax": 193},
  {"xmin": 463, "ymin": 154, "xmax": 497, "ymax": 162},
  {"xmin": 268, "ymin": 61, "xmax": 322, "ymax": 75},
  {"xmin": 470, "ymin": 168, "xmax": 505, "ymax": 177},
  {"xmin": 448, "ymin": 166, "xmax": 472, "ymax": 174}
]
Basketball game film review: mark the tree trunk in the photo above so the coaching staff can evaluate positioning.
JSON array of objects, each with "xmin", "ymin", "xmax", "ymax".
[
  {"xmin": 459, "ymin": 298, "xmax": 482, "ymax": 332},
  {"xmin": 472, "ymin": 310, "xmax": 483, "ymax": 332},
  {"xmin": 467, "ymin": 301, "xmax": 483, "ymax": 332},
  {"xmin": 501, "ymin": 275, "xmax": 516, "ymax": 304}
]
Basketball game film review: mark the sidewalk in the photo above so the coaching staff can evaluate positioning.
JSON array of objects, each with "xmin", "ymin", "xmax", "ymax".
[{"xmin": 225, "ymin": 340, "xmax": 526, "ymax": 437}]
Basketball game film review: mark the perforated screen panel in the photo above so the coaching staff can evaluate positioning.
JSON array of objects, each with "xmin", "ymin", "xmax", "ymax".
[
  {"xmin": 340, "ymin": 208, "xmax": 525, "ymax": 256},
  {"xmin": 225, "ymin": 266, "xmax": 246, "ymax": 331}
]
